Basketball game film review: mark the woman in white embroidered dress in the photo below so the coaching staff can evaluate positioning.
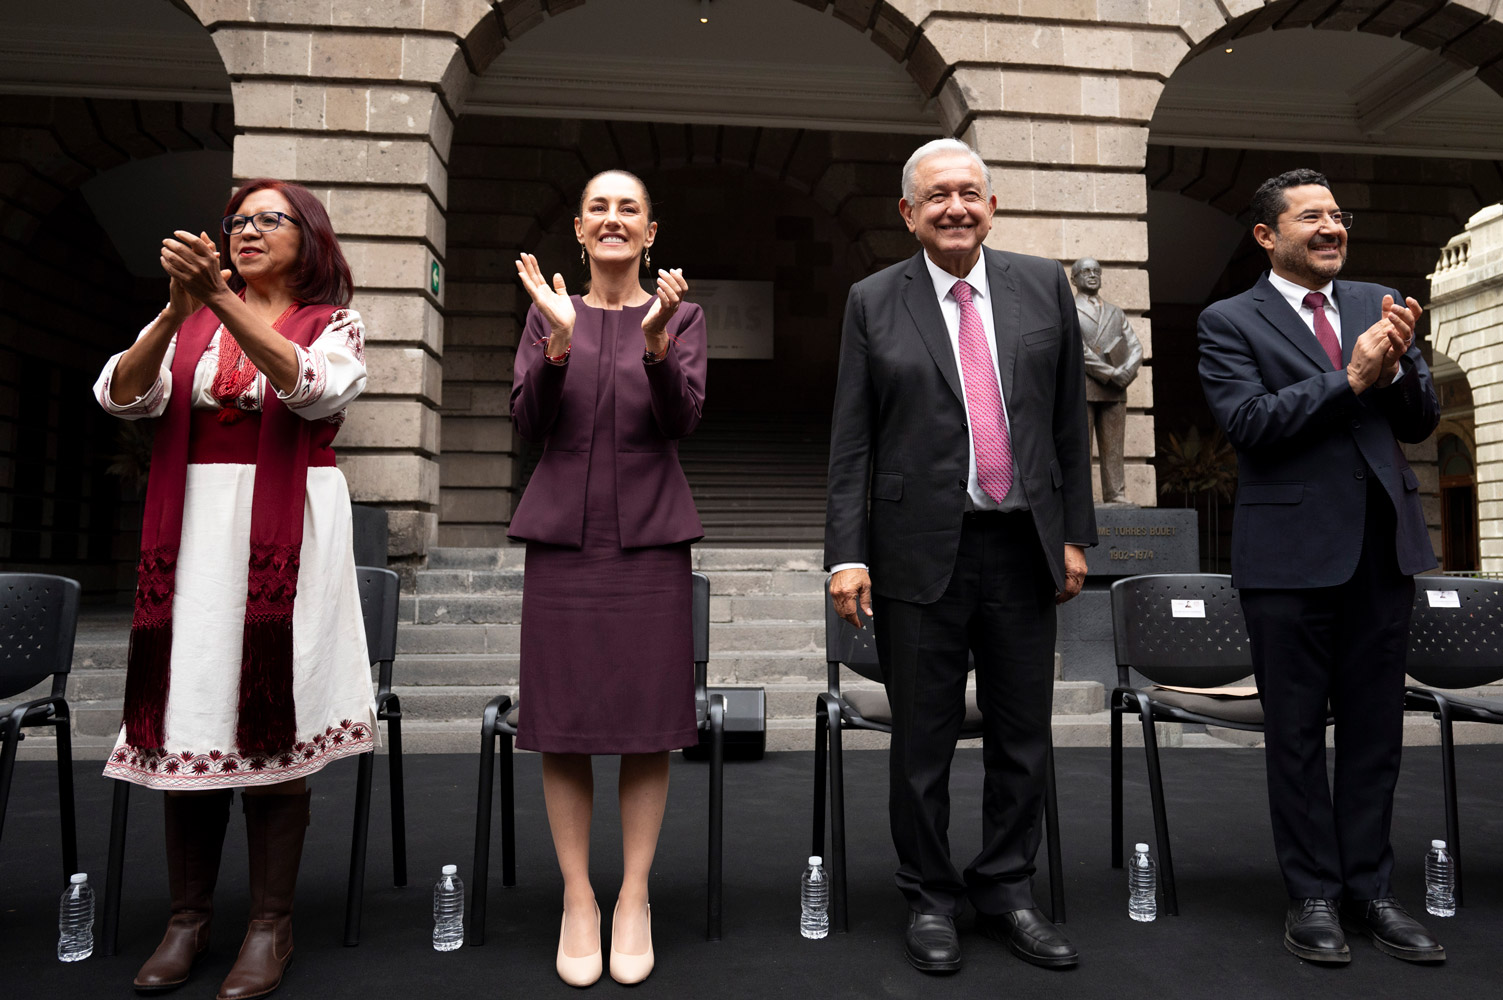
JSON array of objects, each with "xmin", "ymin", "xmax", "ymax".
[{"xmin": 93, "ymin": 178, "xmax": 374, "ymax": 1000}]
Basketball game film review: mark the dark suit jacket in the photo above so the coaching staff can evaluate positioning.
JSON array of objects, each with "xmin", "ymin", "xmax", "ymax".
[
  {"xmin": 1198, "ymin": 273, "xmax": 1439, "ymax": 589},
  {"xmin": 507, "ymin": 297, "xmax": 706, "ymax": 549},
  {"xmin": 824, "ymin": 247, "xmax": 1097, "ymax": 604}
]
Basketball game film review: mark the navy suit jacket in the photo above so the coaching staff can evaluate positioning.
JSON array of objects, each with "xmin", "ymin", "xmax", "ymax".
[
  {"xmin": 824, "ymin": 247, "xmax": 1097, "ymax": 604},
  {"xmin": 1197, "ymin": 273, "xmax": 1439, "ymax": 589}
]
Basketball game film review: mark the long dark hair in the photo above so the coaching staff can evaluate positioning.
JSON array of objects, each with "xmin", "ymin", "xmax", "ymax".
[{"xmin": 221, "ymin": 179, "xmax": 354, "ymax": 307}]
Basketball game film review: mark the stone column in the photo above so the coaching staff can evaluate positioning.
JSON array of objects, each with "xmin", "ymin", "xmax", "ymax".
[
  {"xmin": 916, "ymin": 4, "xmax": 1203, "ymax": 506},
  {"xmin": 1430, "ymin": 204, "xmax": 1503, "ymax": 572},
  {"xmin": 187, "ymin": 0, "xmax": 495, "ymax": 562}
]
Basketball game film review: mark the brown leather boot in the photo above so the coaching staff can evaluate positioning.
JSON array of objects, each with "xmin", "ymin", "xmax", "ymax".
[
  {"xmin": 134, "ymin": 790, "xmax": 232, "ymax": 993},
  {"xmin": 216, "ymin": 791, "xmax": 310, "ymax": 1000}
]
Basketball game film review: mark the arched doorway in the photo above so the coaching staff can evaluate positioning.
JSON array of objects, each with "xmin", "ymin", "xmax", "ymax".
[
  {"xmin": 1144, "ymin": 12, "xmax": 1503, "ymax": 569},
  {"xmin": 442, "ymin": 0, "xmax": 942, "ymax": 546}
]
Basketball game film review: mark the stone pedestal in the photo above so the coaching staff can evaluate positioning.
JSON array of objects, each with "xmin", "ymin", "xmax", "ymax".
[{"xmin": 1057, "ymin": 506, "xmax": 1200, "ymax": 693}]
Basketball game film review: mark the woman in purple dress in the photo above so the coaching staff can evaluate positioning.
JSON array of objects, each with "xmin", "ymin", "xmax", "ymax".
[{"xmin": 508, "ymin": 169, "xmax": 706, "ymax": 987}]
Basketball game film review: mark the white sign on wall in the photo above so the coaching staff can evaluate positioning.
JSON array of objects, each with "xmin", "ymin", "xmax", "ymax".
[{"xmin": 694, "ymin": 280, "xmax": 774, "ymax": 359}]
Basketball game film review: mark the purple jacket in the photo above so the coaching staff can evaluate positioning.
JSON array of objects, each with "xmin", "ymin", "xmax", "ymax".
[{"xmin": 507, "ymin": 296, "xmax": 706, "ymax": 549}]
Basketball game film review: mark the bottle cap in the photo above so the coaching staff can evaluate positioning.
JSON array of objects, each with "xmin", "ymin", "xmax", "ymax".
[
  {"xmin": 1431, "ymin": 839, "xmax": 1447, "ymax": 849},
  {"xmin": 808, "ymin": 856, "xmax": 823, "ymax": 867},
  {"xmin": 1135, "ymin": 843, "xmax": 1149, "ymax": 853},
  {"xmin": 442, "ymin": 864, "xmax": 458, "ymax": 875},
  {"xmin": 70, "ymin": 873, "xmax": 87, "ymax": 884}
]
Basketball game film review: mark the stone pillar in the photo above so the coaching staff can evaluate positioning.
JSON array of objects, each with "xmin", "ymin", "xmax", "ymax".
[
  {"xmin": 918, "ymin": 5, "xmax": 1199, "ymax": 506},
  {"xmin": 1429, "ymin": 204, "xmax": 1503, "ymax": 572},
  {"xmin": 186, "ymin": 0, "xmax": 494, "ymax": 562}
]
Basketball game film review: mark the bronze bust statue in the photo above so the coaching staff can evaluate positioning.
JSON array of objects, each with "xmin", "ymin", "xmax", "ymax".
[{"xmin": 1071, "ymin": 257, "xmax": 1142, "ymax": 505}]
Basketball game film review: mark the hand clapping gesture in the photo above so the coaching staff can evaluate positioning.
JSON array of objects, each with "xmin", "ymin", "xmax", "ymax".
[
  {"xmin": 160, "ymin": 230, "xmax": 232, "ymax": 305},
  {"xmin": 515, "ymin": 253, "xmax": 576, "ymax": 356},
  {"xmin": 642, "ymin": 268, "xmax": 688, "ymax": 351}
]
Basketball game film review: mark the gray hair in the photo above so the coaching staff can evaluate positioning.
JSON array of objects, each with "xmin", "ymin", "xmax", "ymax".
[{"xmin": 901, "ymin": 138, "xmax": 993, "ymax": 203}]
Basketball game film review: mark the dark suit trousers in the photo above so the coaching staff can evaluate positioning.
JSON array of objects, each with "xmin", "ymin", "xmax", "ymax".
[
  {"xmin": 872, "ymin": 511, "xmax": 1057, "ymax": 917},
  {"xmin": 1240, "ymin": 478, "xmax": 1413, "ymax": 902}
]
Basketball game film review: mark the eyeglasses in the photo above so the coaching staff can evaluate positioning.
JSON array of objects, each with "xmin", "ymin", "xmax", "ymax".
[
  {"xmin": 1287, "ymin": 211, "xmax": 1354, "ymax": 230},
  {"xmin": 222, "ymin": 211, "xmax": 300, "ymax": 235}
]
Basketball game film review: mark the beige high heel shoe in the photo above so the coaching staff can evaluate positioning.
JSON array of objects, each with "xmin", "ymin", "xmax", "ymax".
[
  {"xmin": 555, "ymin": 902, "xmax": 602, "ymax": 988},
  {"xmin": 609, "ymin": 901, "xmax": 655, "ymax": 985}
]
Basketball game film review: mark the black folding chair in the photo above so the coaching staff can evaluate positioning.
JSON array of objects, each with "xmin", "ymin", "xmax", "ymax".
[
  {"xmin": 811, "ymin": 582, "xmax": 1066, "ymax": 933},
  {"xmin": 471, "ymin": 571, "xmax": 724, "ymax": 944},
  {"xmin": 1403, "ymin": 574, "xmax": 1503, "ymax": 907},
  {"xmin": 1107, "ymin": 573, "xmax": 1327, "ymax": 916},
  {"xmin": 345, "ymin": 566, "xmax": 407, "ymax": 944},
  {"xmin": 102, "ymin": 566, "xmax": 406, "ymax": 955},
  {"xmin": 0, "ymin": 573, "xmax": 80, "ymax": 882}
]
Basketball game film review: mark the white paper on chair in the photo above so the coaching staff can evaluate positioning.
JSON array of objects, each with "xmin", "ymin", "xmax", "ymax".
[
  {"xmin": 1426, "ymin": 590, "xmax": 1460, "ymax": 608},
  {"xmin": 1170, "ymin": 599, "xmax": 1205, "ymax": 618}
]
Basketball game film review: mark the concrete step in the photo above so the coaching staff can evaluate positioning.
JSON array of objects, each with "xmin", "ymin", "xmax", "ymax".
[
  {"xmin": 410, "ymin": 595, "xmax": 525, "ymax": 625},
  {"xmin": 395, "ymin": 621, "xmax": 828, "ymax": 656},
  {"xmin": 415, "ymin": 569, "xmax": 526, "ymax": 595}
]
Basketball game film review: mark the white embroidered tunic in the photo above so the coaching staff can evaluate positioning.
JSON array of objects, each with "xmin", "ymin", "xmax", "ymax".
[{"xmin": 93, "ymin": 310, "xmax": 378, "ymax": 788}]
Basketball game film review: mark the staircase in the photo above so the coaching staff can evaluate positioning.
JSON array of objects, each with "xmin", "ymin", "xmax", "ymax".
[{"xmin": 24, "ymin": 549, "xmax": 1503, "ymax": 760}]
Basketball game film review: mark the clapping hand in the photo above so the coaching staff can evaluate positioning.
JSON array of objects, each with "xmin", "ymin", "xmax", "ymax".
[
  {"xmin": 161, "ymin": 231, "xmax": 232, "ymax": 305},
  {"xmin": 516, "ymin": 253, "xmax": 576, "ymax": 355},
  {"xmin": 642, "ymin": 268, "xmax": 687, "ymax": 349}
]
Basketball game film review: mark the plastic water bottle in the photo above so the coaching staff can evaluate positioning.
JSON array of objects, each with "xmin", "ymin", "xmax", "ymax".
[
  {"xmin": 1425, "ymin": 840, "xmax": 1456, "ymax": 917},
  {"xmin": 800, "ymin": 855, "xmax": 829, "ymax": 939},
  {"xmin": 432, "ymin": 864, "xmax": 464, "ymax": 951},
  {"xmin": 58, "ymin": 873, "xmax": 95, "ymax": 962},
  {"xmin": 1128, "ymin": 843, "xmax": 1157, "ymax": 922}
]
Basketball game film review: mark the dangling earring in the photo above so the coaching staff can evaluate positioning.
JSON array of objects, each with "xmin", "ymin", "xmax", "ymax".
[
  {"xmin": 580, "ymin": 244, "xmax": 587, "ymax": 266},
  {"xmin": 644, "ymin": 247, "xmax": 652, "ymax": 270}
]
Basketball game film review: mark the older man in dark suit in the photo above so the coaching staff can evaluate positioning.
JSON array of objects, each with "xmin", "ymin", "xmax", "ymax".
[
  {"xmin": 824, "ymin": 138, "xmax": 1095, "ymax": 973},
  {"xmin": 1198, "ymin": 168, "xmax": 1443, "ymax": 965}
]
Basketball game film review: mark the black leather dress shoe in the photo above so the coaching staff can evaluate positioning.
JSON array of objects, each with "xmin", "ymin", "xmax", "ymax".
[
  {"xmin": 1348, "ymin": 898, "xmax": 1445, "ymax": 962},
  {"xmin": 904, "ymin": 913, "xmax": 961, "ymax": 973},
  {"xmin": 977, "ymin": 908, "xmax": 1079, "ymax": 969},
  {"xmin": 1284, "ymin": 898, "xmax": 1350, "ymax": 964}
]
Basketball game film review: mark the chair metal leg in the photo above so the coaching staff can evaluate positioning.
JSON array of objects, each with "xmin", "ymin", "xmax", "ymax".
[
  {"xmin": 827, "ymin": 701, "xmax": 848, "ymax": 934},
  {"xmin": 385, "ymin": 698, "xmax": 407, "ymax": 887},
  {"xmin": 1133, "ymin": 694, "xmax": 1178, "ymax": 916},
  {"xmin": 345, "ymin": 750, "xmax": 374, "ymax": 946},
  {"xmin": 54, "ymin": 715, "xmax": 78, "ymax": 879},
  {"xmin": 812, "ymin": 697, "xmax": 829, "ymax": 858},
  {"xmin": 0, "ymin": 722, "xmax": 19, "ymax": 862},
  {"xmin": 500, "ymin": 729, "xmax": 516, "ymax": 888},
  {"xmin": 707, "ymin": 694, "xmax": 725, "ymax": 941},
  {"xmin": 102, "ymin": 779, "xmax": 131, "ymax": 957},
  {"xmin": 470, "ymin": 699, "xmax": 502, "ymax": 947},
  {"xmin": 1436, "ymin": 700, "xmax": 1463, "ymax": 906},
  {"xmin": 1110, "ymin": 695, "xmax": 1124, "ymax": 869},
  {"xmin": 1044, "ymin": 739, "xmax": 1065, "ymax": 925}
]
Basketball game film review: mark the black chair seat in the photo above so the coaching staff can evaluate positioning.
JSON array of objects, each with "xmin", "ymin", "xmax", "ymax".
[
  {"xmin": 1405, "ymin": 688, "xmax": 1503, "ymax": 721},
  {"xmin": 1145, "ymin": 687, "xmax": 1264, "ymax": 726}
]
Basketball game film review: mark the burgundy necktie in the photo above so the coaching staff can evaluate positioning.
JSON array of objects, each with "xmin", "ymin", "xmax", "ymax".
[
  {"xmin": 1303, "ymin": 291, "xmax": 1343, "ymax": 370},
  {"xmin": 952, "ymin": 279, "xmax": 1013, "ymax": 502}
]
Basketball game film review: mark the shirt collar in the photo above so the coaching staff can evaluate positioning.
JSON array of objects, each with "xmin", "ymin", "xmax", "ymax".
[
  {"xmin": 924, "ymin": 250, "xmax": 989, "ymax": 306},
  {"xmin": 1267, "ymin": 269, "xmax": 1336, "ymax": 315}
]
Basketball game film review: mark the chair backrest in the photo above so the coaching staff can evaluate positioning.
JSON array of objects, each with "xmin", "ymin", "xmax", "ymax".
[
  {"xmin": 824, "ymin": 579, "xmax": 882, "ymax": 688},
  {"xmin": 691, "ymin": 571, "xmax": 711, "ymax": 714},
  {"xmin": 1407, "ymin": 575, "xmax": 1503, "ymax": 689},
  {"xmin": 1109, "ymin": 573, "xmax": 1252, "ymax": 688},
  {"xmin": 356, "ymin": 567, "xmax": 400, "ymax": 693},
  {"xmin": 0, "ymin": 574, "xmax": 81, "ymax": 700}
]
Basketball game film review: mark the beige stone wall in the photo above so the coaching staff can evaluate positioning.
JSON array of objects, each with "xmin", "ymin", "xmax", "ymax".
[
  {"xmin": 167, "ymin": 0, "xmax": 1503, "ymax": 553},
  {"xmin": 1430, "ymin": 205, "xmax": 1503, "ymax": 572}
]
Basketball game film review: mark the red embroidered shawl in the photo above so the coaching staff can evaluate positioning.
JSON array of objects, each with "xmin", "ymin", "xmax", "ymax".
[{"xmin": 122, "ymin": 303, "xmax": 339, "ymax": 755}]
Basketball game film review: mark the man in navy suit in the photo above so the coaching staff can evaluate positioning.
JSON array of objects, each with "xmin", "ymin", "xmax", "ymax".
[
  {"xmin": 825, "ymin": 139, "xmax": 1095, "ymax": 973},
  {"xmin": 1198, "ymin": 168, "xmax": 1443, "ymax": 964}
]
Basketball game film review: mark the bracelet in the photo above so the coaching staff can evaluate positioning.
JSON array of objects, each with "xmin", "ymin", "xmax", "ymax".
[
  {"xmin": 643, "ymin": 345, "xmax": 668, "ymax": 364},
  {"xmin": 545, "ymin": 345, "xmax": 571, "ymax": 365}
]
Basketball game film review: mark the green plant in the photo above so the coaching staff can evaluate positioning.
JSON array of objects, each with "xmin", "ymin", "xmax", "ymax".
[{"xmin": 1158, "ymin": 425, "xmax": 1237, "ymax": 500}]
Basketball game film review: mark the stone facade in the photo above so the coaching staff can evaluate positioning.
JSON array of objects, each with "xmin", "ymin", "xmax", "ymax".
[{"xmin": 1430, "ymin": 204, "xmax": 1503, "ymax": 571}]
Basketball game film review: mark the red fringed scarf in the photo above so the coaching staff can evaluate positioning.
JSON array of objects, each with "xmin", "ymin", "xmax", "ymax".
[{"xmin": 123, "ymin": 302, "xmax": 339, "ymax": 756}]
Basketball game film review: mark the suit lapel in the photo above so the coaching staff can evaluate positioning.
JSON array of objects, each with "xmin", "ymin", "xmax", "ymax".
[
  {"xmin": 1331, "ymin": 280, "xmax": 1372, "ymax": 366},
  {"xmin": 985, "ymin": 248, "xmax": 1020, "ymax": 404},
  {"xmin": 901, "ymin": 251, "xmax": 964, "ymax": 405},
  {"xmin": 1252, "ymin": 273, "xmax": 1334, "ymax": 373}
]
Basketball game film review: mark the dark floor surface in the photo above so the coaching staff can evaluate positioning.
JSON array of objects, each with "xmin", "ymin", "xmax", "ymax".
[{"xmin": 5, "ymin": 745, "xmax": 1503, "ymax": 1000}]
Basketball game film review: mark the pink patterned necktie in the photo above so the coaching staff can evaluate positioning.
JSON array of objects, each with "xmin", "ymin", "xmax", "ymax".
[
  {"xmin": 1303, "ymin": 291, "xmax": 1343, "ymax": 370},
  {"xmin": 952, "ymin": 279, "xmax": 1013, "ymax": 502}
]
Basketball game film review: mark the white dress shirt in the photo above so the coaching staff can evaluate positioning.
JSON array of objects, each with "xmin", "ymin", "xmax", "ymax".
[{"xmin": 1267, "ymin": 270, "xmax": 1341, "ymax": 348}]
